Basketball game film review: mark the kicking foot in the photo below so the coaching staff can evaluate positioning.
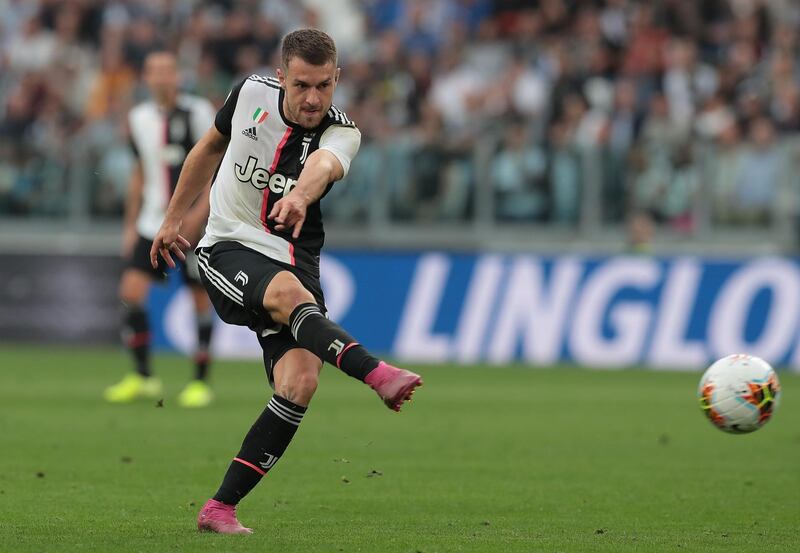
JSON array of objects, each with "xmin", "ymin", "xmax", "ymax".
[
  {"xmin": 365, "ymin": 361, "xmax": 422, "ymax": 412},
  {"xmin": 103, "ymin": 373, "xmax": 162, "ymax": 403},
  {"xmin": 197, "ymin": 499, "xmax": 252, "ymax": 534},
  {"xmin": 178, "ymin": 380, "xmax": 213, "ymax": 408}
]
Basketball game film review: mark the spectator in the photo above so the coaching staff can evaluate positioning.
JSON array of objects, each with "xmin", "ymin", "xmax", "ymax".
[
  {"xmin": 547, "ymin": 120, "xmax": 581, "ymax": 225},
  {"xmin": 626, "ymin": 210, "xmax": 656, "ymax": 254},
  {"xmin": 708, "ymin": 119, "xmax": 744, "ymax": 225},
  {"xmin": 733, "ymin": 117, "xmax": 783, "ymax": 224},
  {"xmin": 622, "ymin": 3, "xmax": 669, "ymax": 78},
  {"xmin": 662, "ymin": 37, "xmax": 718, "ymax": 135},
  {"xmin": 85, "ymin": 40, "xmax": 136, "ymax": 121},
  {"xmin": 5, "ymin": 14, "xmax": 55, "ymax": 72},
  {"xmin": 491, "ymin": 122, "xmax": 547, "ymax": 221}
]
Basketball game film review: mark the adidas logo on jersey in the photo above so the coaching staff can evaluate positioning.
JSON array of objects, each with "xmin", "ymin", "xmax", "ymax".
[{"xmin": 242, "ymin": 127, "xmax": 258, "ymax": 141}]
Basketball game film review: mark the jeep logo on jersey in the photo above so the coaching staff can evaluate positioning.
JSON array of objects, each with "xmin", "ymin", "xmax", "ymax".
[{"xmin": 234, "ymin": 156, "xmax": 297, "ymax": 195}]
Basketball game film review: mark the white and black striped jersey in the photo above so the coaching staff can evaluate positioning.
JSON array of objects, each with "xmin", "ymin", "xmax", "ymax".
[
  {"xmin": 128, "ymin": 94, "xmax": 215, "ymax": 240},
  {"xmin": 199, "ymin": 74, "xmax": 361, "ymax": 276}
]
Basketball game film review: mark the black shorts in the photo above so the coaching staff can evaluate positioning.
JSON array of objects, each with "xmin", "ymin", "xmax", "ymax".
[
  {"xmin": 195, "ymin": 240, "xmax": 325, "ymax": 384},
  {"xmin": 126, "ymin": 235, "xmax": 202, "ymax": 286}
]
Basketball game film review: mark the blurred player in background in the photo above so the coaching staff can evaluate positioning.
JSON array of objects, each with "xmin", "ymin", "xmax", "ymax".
[
  {"xmin": 151, "ymin": 29, "xmax": 423, "ymax": 533},
  {"xmin": 104, "ymin": 51, "xmax": 217, "ymax": 408}
]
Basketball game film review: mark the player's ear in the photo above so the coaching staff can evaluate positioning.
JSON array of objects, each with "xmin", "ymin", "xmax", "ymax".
[
  {"xmin": 335, "ymin": 67, "xmax": 340, "ymax": 83},
  {"xmin": 276, "ymin": 67, "xmax": 285, "ymax": 86}
]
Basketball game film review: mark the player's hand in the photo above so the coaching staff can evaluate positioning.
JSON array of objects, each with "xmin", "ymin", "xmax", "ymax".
[
  {"xmin": 150, "ymin": 221, "xmax": 191, "ymax": 269},
  {"xmin": 268, "ymin": 192, "xmax": 309, "ymax": 239}
]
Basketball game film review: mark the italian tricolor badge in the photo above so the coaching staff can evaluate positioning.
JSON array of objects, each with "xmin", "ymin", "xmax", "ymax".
[{"xmin": 252, "ymin": 107, "xmax": 269, "ymax": 124}]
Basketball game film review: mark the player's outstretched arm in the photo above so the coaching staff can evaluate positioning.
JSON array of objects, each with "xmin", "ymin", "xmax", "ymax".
[
  {"xmin": 150, "ymin": 126, "xmax": 229, "ymax": 268},
  {"xmin": 268, "ymin": 150, "xmax": 344, "ymax": 238}
]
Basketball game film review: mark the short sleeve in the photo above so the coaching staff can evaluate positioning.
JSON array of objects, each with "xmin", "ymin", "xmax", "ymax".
[
  {"xmin": 318, "ymin": 125, "xmax": 361, "ymax": 178},
  {"xmin": 214, "ymin": 79, "xmax": 246, "ymax": 136},
  {"xmin": 190, "ymin": 98, "xmax": 216, "ymax": 142}
]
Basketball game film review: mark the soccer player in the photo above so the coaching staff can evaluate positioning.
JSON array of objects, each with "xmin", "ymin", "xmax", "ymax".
[
  {"xmin": 150, "ymin": 29, "xmax": 423, "ymax": 534},
  {"xmin": 104, "ymin": 51, "xmax": 217, "ymax": 408}
]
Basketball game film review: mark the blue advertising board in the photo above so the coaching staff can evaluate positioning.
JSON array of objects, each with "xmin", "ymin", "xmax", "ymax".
[{"xmin": 150, "ymin": 252, "xmax": 800, "ymax": 371}]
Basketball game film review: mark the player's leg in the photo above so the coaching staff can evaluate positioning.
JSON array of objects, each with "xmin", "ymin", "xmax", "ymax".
[
  {"xmin": 178, "ymin": 252, "xmax": 215, "ymax": 407},
  {"xmin": 190, "ymin": 285, "xmax": 214, "ymax": 381},
  {"xmin": 198, "ymin": 346, "xmax": 321, "ymax": 534},
  {"xmin": 105, "ymin": 237, "xmax": 164, "ymax": 402},
  {"xmin": 264, "ymin": 271, "xmax": 422, "ymax": 411}
]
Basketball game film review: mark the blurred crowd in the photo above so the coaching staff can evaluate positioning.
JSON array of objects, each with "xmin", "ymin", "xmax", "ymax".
[{"xmin": 2, "ymin": 0, "xmax": 800, "ymax": 235}]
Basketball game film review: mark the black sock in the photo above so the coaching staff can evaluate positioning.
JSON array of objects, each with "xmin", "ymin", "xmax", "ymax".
[
  {"xmin": 288, "ymin": 303, "xmax": 379, "ymax": 381},
  {"xmin": 213, "ymin": 395, "xmax": 306, "ymax": 505},
  {"xmin": 194, "ymin": 311, "xmax": 213, "ymax": 381},
  {"xmin": 121, "ymin": 304, "xmax": 151, "ymax": 377}
]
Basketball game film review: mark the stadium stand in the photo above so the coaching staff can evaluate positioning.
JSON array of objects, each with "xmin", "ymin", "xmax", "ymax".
[{"xmin": 1, "ymin": 0, "xmax": 799, "ymax": 252}]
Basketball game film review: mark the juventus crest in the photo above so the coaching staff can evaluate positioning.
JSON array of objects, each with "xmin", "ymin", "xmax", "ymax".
[{"xmin": 299, "ymin": 135, "xmax": 313, "ymax": 165}]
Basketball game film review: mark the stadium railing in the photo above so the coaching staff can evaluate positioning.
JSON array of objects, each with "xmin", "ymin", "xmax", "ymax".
[{"xmin": 0, "ymin": 133, "xmax": 798, "ymax": 255}]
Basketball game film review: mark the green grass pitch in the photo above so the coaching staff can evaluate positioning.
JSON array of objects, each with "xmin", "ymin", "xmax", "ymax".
[{"xmin": 0, "ymin": 346, "xmax": 798, "ymax": 552}]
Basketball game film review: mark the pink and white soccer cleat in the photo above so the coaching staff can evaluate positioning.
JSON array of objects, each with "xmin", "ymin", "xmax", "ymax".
[
  {"xmin": 197, "ymin": 499, "xmax": 253, "ymax": 534},
  {"xmin": 365, "ymin": 361, "xmax": 423, "ymax": 412}
]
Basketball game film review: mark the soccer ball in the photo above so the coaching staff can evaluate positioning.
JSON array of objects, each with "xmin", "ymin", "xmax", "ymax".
[{"xmin": 698, "ymin": 354, "xmax": 781, "ymax": 434}]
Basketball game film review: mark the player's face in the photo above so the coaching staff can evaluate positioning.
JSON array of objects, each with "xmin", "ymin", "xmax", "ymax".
[
  {"xmin": 144, "ymin": 53, "xmax": 179, "ymax": 103},
  {"xmin": 278, "ymin": 57, "xmax": 339, "ymax": 129}
]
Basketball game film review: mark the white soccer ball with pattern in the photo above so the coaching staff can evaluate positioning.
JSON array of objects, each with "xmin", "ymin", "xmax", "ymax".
[{"xmin": 698, "ymin": 354, "xmax": 781, "ymax": 434}]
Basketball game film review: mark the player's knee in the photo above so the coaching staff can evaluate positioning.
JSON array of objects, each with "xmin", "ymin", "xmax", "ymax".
[
  {"xmin": 277, "ymin": 368, "xmax": 319, "ymax": 405},
  {"xmin": 119, "ymin": 279, "xmax": 133, "ymax": 303},
  {"xmin": 295, "ymin": 371, "xmax": 319, "ymax": 398},
  {"xmin": 119, "ymin": 271, "xmax": 149, "ymax": 304},
  {"xmin": 120, "ymin": 286, "xmax": 144, "ymax": 306},
  {"xmin": 264, "ymin": 273, "xmax": 316, "ymax": 323}
]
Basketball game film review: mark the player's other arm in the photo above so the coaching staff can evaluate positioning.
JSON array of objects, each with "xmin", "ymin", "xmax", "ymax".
[
  {"xmin": 269, "ymin": 125, "xmax": 361, "ymax": 238},
  {"xmin": 268, "ymin": 150, "xmax": 343, "ymax": 238},
  {"xmin": 150, "ymin": 126, "xmax": 229, "ymax": 268},
  {"xmin": 122, "ymin": 161, "xmax": 143, "ymax": 257}
]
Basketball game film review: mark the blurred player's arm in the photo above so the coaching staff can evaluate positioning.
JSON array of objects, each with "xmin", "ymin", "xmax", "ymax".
[
  {"xmin": 269, "ymin": 125, "xmax": 361, "ymax": 238},
  {"xmin": 150, "ymin": 126, "xmax": 229, "ymax": 268},
  {"xmin": 122, "ymin": 161, "xmax": 143, "ymax": 257}
]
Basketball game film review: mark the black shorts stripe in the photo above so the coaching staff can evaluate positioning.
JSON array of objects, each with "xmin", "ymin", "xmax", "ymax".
[{"xmin": 197, "ymin": 251, "xmax": 244, "ymax": 306}]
